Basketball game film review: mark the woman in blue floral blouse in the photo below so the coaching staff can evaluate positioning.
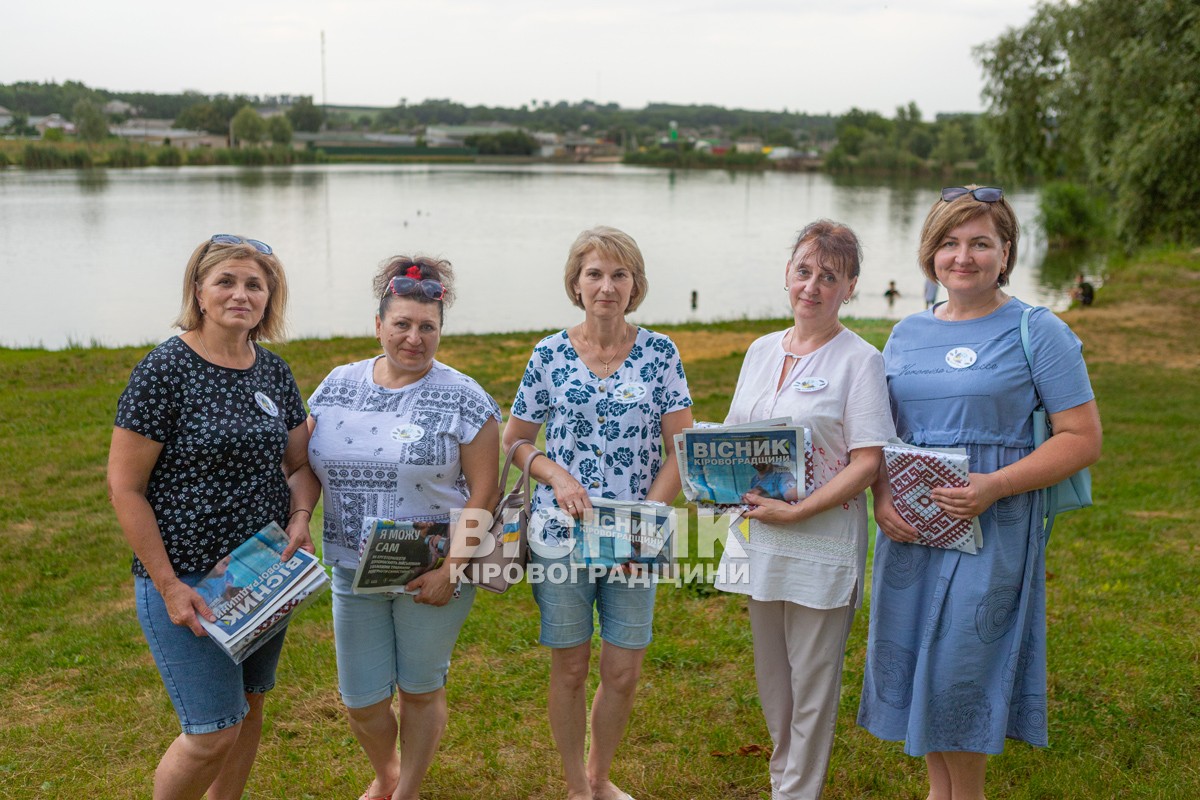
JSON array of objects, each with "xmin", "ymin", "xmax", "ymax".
[{"xmin": 504, "ymin": 225, "xmax": 694, "ymax": 800}]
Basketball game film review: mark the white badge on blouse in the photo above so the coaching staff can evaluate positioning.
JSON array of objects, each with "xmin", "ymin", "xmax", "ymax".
[
  {"xmin": 945, "ymin": 347, "xmax": 978, "ymax": 369},
  {"xmin": 613, "ymin": 382, "xmax": 648, "ymax": 403},
  {"xmin": 793, "ymin": 377, "xmax": 828, "ymax": 392},
  {"xmin": 254, "ymin": 391, "xmax": 279, "ymax": 417},
  {"xmin": 391, "ymin": 423, "xmax": 425, "ymax": 442}
]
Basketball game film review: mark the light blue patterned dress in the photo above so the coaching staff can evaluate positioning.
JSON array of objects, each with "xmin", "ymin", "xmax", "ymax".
[
  {"xmin": 857, "ymin": 300, "xmax": 1094, "ymax": 755},
  {"xmin": 510, "ymin": 327, "xmax": 692, "ymax": 544}
]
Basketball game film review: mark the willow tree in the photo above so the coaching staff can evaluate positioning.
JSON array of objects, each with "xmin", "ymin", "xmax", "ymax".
[{"xmin": 975, "ymin": 0, "xmax": 1200, "ymax": 245}]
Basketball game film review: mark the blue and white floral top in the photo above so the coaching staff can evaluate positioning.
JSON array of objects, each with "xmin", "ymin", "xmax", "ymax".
[{"xmin": 511, "ymin": 327, "xmax": 692, "ymax": 544}]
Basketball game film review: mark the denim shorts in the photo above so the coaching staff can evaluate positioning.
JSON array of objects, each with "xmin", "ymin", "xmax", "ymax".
[
  {"xmin": 135, "ymin": 573, "xmax": 287, "ymax": 735},
  {"xmin": 529, "ymin": 551, "xmax": 656, "ymax": 650},
  {"xmin": 331, "ymin": 566, "xmax": 475, "ymax": 707}
]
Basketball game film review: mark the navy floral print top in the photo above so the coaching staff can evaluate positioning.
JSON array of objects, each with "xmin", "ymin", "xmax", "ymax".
[
  {"xmin": 114, "ymin": 337, "xmax": 307, "ymax": 577},
  {"xmin": 510, "ymin": 327, "xmax": 692, "ymax": 543}
]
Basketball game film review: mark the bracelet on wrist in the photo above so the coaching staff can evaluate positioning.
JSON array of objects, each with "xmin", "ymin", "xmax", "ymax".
[
  {"xmin": 999, "ymin": 467, "xmax": 1016, "ymax": 497},
  {"xmin": 288, "ymin": 508, "xmax": 313, "ymax": 520}
]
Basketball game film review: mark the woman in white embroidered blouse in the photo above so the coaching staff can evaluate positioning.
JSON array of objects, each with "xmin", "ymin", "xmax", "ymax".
[
  {"xmin": 307, "ymin": 256, "xmax": 501, "ymax": 800},
  {"xmin": 714, "ymin": 220, "xmax": 894, "ymax": 800}
]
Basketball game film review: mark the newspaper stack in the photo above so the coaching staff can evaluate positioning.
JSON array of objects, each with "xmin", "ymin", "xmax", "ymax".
[
  {"xmin": 675, "ymin": 421, "xmax": 811, "ymax": 513},
  {"xmin": 568, "ymin": 499, "xmax": 676, "ymax": 569},
  {"xmin": 194, "ymin": 522, "xmax": 329, "ymax": 663},
  {"xmin": 883, "ymin": 441, "xmax": 984, "ymax": 554}
]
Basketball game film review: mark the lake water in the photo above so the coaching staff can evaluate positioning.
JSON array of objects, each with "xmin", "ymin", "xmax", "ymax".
[{"xmin": 0, "ymin": 164, "xmax": 1068, "ymax": 349}]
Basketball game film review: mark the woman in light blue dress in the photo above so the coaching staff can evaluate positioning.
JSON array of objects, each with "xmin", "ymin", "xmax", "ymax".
[{"xmin": 857, "ymin": 187, "xmax": 1102, "ymax": 800}]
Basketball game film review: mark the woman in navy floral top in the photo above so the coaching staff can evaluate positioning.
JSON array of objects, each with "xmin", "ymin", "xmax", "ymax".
[
  {"xmin": 108, "ymin": 235, "xmax": 319, "ymax": 800},
  {"xmin": 504, "ymin": 226, "xmax": 693, "ymax": 800}
]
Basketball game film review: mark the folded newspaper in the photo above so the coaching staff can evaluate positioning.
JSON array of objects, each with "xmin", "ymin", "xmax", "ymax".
[
  {"xmin": 675, "ymin": 423, "xmax": 810, "ymax": 513},
  {"xmin": 194, "ymin": 522, "xmax": 329, "ymax": 663},
  {"xmin": 883, "ymin": 440, "xmax": 984, "ymax": 554},
  {"xmin": 568, "ymin": 498, "xmax": 676, "ymax": 569},
  {"xmin": 352, "ymin": 518, "xmax": 450, "ymax": 594}
]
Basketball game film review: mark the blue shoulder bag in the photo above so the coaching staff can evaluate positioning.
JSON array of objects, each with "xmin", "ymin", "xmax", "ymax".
[{"xmin": 1019, "ymin": 307, "xmax": 1093, "ymax": 539}]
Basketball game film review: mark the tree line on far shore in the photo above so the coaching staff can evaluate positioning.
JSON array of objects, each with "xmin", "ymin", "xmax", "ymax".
[{"xmin": 3, "ymin": 0, "xmax": 1197, "ymax": 249}]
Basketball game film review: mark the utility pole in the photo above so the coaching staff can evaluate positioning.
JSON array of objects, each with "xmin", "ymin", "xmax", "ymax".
[{"xmin": 321, "ymin": 30, "xmax": 327, "ymax": 126}]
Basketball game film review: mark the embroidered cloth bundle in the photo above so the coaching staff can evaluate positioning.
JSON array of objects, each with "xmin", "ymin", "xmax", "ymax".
[{"xmin": 883, "ymin": 441, "xmax": 983, "ymax": 554}]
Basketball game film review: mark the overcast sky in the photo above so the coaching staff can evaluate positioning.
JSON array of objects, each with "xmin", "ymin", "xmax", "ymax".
[{"xmin": 4, "ymin": 1, "xmax": 1039, "ymax": 116}]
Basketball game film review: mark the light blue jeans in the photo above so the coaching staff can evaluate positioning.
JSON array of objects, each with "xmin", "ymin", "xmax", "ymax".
[
  {"xmin": 529, "ymin": 552, "xmax": 656, "ymax": 650},
  {"xmin": 331, "ymin": 566, "xmax": 475, "ymax": 707}
]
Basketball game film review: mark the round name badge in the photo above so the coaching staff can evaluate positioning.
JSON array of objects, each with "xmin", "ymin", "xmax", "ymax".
[
  {"xmin": 391, "ymin": 423, "xmax": 425, "ymax": 442},
  {"xmin": 793, "ymin": 377, "xmax": 828, "ymax": 393},
  {"xmin": 253, "ymin": 391, "xmax": 279, "ymax": 417},
  {"xmin": 945, "ymin": 347, "xmax": 978, "ymax": 369},
  {"xmin": 613, "ymin": 382, "xmax": 648, "ymax": 404}
]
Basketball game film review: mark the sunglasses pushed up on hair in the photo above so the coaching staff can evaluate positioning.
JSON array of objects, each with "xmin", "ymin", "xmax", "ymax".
[
  {"xmin": 389, "ymin": 276, "xmax": 446, "ymax": 300},
  {"xmin": 210, "ymin": 234, "xmax": 273, "ymax": 255},
  {"xmin": 941, "ymin": 186, "xmax": 1004, "ymax": 203}
]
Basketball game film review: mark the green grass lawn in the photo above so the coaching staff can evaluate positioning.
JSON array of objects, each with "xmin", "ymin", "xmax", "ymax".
[{"xmin": 0, "ymin": 251, "xmax": 1196, "ymax": 799}]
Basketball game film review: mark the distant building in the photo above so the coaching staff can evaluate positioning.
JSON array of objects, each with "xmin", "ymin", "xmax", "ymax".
[
  {"xmin": 559, "ymin": 135, "xmax": 620, "ymax": 162},
  {"xmin": 532, "ymin": 131, "xmax": 562, "ymax": 158},
  {"xmin": 0, "ymin": 105, "xmax": 13, "ymax": 129},
  {"xmin": 425, "ymin": 123, "xmax": 518, "ymax": 147},
  {"xmin": 103, "ymin": 100, "xmax": 136, "ymax": 117},
  {"xmin": 112, "ymin": 119, "xmax": 226, "ymax": 149},
  {"xmin": 294, "ymin": 131, "xmax": 418, "ymax": 149},
  {"xmin": 33, "ymin": 114, "xmax": 75, "ymax": 136},
  {"xmin": 734, "ymin": 137, "xmax": 764, "ymax": 154}
]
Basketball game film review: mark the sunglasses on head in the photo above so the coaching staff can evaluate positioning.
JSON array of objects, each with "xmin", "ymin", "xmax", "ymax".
[
  {"xmin": 210, "ymin": 234, "xmax": 273, "ymax": 254},
  {"xmin": 389, "ymin": 276, "xmax": 446, "ymax": 300},
  {"xmin": 941, "ymin": 186, "xmax": 1004, "ymax": 203}
]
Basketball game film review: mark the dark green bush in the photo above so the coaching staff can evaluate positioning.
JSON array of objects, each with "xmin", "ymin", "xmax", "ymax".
[
  {"xmin": 154, "ymin": 146, "xmax": 184, "ymax": 167},
  {"xmin": 185, "ymin": 147, "xmax": 216, "ymax": 166},
  {"xmin": 231, "ymin": 147, "xmax": 267, "ymax": 166},
  {"xmin": 22, "ymin": 144, "xmax": 92, "ymax": 168},
  {"xmin": 1038, "ymin": 181, "xmax": 1107, "ymax": 246},
  {"xmin": 106, "ymin": 146, "xmax": 149, "ymax": 168}
]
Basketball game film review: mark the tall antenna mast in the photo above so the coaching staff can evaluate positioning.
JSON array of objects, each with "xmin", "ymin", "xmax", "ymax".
[{"xmin": 321, "ymin": 31, "xmax": 327, "ymax": 115}]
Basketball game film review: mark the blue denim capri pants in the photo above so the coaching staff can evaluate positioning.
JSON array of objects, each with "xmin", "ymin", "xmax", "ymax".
[
  {"xmin": 135, "ymin": 573, "xmax": 287, "ymax": 735},
  {"xmin": 331, "ymin": 566, "xmax": 476, "ymax": 708},
  {"xmin": 529, "ymin": 551, "xmax": 656, "ymax": 650}
]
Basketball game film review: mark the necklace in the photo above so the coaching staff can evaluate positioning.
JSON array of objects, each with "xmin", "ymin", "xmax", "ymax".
[
  {"xmin": 195, "ymin": 329, "xmax": 251, "ymax": 366},
  {"xmin": 578, "ymin": 324, "xmax": 632, "ymax": 377},
  {"xmin": 783, "ymin": 324, "xmax": 842, "ymax": 359},
  {"xmin": 196, "ymin": 329, "xmax": 215, "ymax": 361}
]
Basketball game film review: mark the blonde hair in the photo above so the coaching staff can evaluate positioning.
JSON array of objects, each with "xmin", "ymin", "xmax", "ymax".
[
  {"xmin": 174, "ymin": 237, "xmax": 289, "ymax": 341},
  {"xmin": 917, "ymin": 185, "xmax": 1020, "ymax": 286},
  {"xmin": 563, "ymin": 226, "xmax": 649, "ymax": 313}
]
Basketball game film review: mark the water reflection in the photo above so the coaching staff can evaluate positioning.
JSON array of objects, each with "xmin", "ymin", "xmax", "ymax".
[
  {"xmin": 1039, "ymin": 246, "xmax": 1108, "ymax": 291},
  {"xmin": 76, "ymin": 169, "xmax": 110, "ymax": 194},
  {"xmin": 0, "ymin": 164, "xmax": 1065, "ymax": 349}
]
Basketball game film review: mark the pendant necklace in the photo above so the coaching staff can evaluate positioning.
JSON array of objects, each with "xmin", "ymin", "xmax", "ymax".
[{"xmin": 579, "ymin": 324, "xmax": 631, "ymax": 377}]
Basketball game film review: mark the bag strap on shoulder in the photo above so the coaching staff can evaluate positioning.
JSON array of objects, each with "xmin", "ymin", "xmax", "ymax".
[
  {"xmin": 1019, "ymin": 305, "xmax": 1064, "ymax": 538},
  {"xmin": 1019, "ymin": 306, "xmax": 1044, "ymax": 409}
]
